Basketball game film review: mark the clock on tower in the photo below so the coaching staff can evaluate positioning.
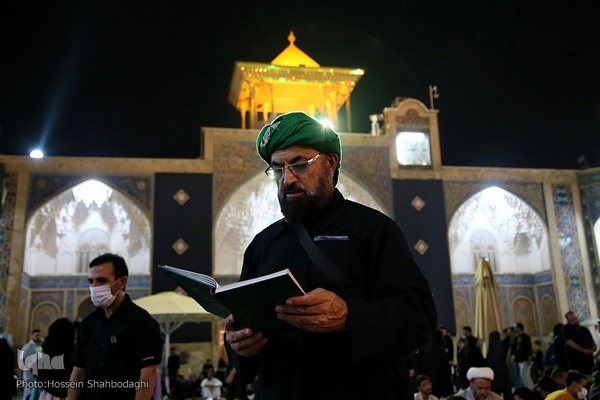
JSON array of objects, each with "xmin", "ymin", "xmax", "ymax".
[
  {"xmin": 395, "ymin": 131, "xmax": 432, "ymax": 167},
  {"xmin": 384, "ymin": 98, "xmax": 440, "ymax": 170}
]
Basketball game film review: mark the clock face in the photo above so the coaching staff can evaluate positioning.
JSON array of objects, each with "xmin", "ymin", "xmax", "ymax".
[{"xmin": 395, "ymin": 131, "xmax": 432, "ymax": 166}]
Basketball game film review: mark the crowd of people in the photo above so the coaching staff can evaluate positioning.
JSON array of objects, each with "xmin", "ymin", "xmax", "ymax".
[{"xmin": 411, "ymin": 311, "xmax": 600, "ymax": 400}]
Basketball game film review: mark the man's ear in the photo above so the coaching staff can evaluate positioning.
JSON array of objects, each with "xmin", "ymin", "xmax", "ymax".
[
  {"xmin": 119, "ymin": 276, "xmax": 128, "ymax": 291},
  {"xmin": 325, "ymin": 153, "xmax": 339, "ymax": 174}
]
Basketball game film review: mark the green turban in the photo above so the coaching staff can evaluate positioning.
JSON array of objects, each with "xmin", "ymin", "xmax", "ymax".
[{"xmin": 256, "ymin": 111, "xmax": 342, "ymax": 183}]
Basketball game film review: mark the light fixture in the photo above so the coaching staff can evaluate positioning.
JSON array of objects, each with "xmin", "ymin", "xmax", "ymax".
[
  {"xmin": 428, "ymin": 85, "xmax": 440, "ymax": 109},
  {"xmin": 72, "ymin": 179, "xmax": 112, "ymax": 207},
  {"xmin": 29, "ymin": 149, "xmax": 44, "ymax": 159}
]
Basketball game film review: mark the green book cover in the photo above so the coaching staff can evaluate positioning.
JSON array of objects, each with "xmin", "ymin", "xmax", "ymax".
[{"xmin": 157, "ymin": 265, "xmax": 305, "ymax": 335}]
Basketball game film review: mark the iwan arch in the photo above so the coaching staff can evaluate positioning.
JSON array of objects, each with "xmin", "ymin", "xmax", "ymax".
[{"xmin": 1, "ymin": 33, "xmax": 599, "ymax": 356}]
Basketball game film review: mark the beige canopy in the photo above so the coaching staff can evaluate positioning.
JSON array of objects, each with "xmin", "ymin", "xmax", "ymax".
[
  {"xmin": 134, "ymin": 290, "xmax": 216, "ymax": 324},
  {"xmin": 134, "ymin": 291, "xmax": 222, "ymax": 394},
  {"xmin": 134, "ymin": 291, "xmax": 221, "ymax": 365}
]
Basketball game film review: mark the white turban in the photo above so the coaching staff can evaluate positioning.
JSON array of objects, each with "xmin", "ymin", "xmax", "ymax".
[{"xmin": 466, "ymin": 367, "xmax": 494, "ymax": 381}]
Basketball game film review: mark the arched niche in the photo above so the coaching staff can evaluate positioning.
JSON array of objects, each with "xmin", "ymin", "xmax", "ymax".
[
  {"xmin": 24, "ymin": 179, "xmax": 152, "ymax": 276},
  {"xmin": 213, "ymin": 172, "xmax": 386, "ymax": 277},
  {"xmin": 448, "ymin": 186, "xmax": 551, "ymax": 274},
  {"xmin": 512, "ymin": 296, "xmax": 537, "ymax": 336},
  {"xmin": 31, "ymin": 301, "xmax": 60, "ymax": 335},
  {"xmin": 540, "ymin": 294, "xmax": 558, "ymax": 336}
]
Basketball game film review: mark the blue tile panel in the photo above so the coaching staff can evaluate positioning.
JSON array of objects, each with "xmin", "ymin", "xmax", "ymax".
[
  {"xmin": 552, "ymin": 183, "xmax": 590, "ymax": 320},
  {"xmin": 0, "ymin": 173, "xmax": 17, "ymax": 330},
  {"xmin": 578, "ymin": 171, "xmax": 600, "ymax": 314}
]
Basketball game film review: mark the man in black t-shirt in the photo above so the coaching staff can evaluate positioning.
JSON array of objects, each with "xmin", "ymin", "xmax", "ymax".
[
  {"xmin": 563, "ymin": 311, "xmax": 597, "ymax": 375},
  {"xmin": 510, "ymin": 322, "xmax": 533, "ymax": 389},
  {"xmin": 67, "ymin": 253, "xmax": 163, "ymax": 399}
]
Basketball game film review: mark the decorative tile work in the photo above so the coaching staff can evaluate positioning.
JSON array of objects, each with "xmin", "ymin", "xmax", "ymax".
[
  {"xmin": 414, "ymin": 239, "xmax": 429, "ymax": 255},
  {"xmin": 453, "ymin": 298, "xmax": 469, "ymax": 333},
  {"xmin": 212, "ymin": 140, "xmax": 393, "ymax": 218},
  {"xmin": 127, "ymin": 289, "xmax": 151, "ymax": 301},
  {"xmin": 452, "ymin": 286, "xmax": 472, "ymax": 332},
  {"xmin": 212, "ymin": 165, "xmax": 387, "ymax": 277},
  {"xmin": 444, "ymin": 181, "xmax": 547, "ymax": 225},
  {"xmin": 552, "ymin": 183, "xmax": 590, "ymax": 319},
  {"xmin": 454, "ymin": 282, "xmax": 557, "ymax": 335},
  {"xmin": 30, "ymin": 278, "xmax": 89, "ymax": 289},
  {"xmin": 533, "ymin": 270, "xmax": 554, "ymax": 285},
  {"xmin": 453, "ymin": 274, "xmax": 555, "ymax": 335},
  {"xmin": 579, "ymin": 172, "xmax": 600, "ymax": 221},
  {"xmin": 24, "ymin": 278, "xmax": 151, "ymax": 327},
  {"xmin": 453, "ymin": 275, "xmax": 476, "ymax": 286},
  {"xmin": 507, "ymin": 286, "xmax": 536, "ymax": 299},
  {"xmin": 31, "ymin": 302, "xmax": 61, "ymax": 334},
  {"xmin": 411, "ymin": 196, "xmax": 426, "ymax": 211},
  {"xmin": 172, "ymin": 238, "xmax": 189, "ymax": 255},
  {"xmin": 211, "ymin": 137, "xmax": 393, "ymax": 280},
  {"xmin": 500, "ymin": 286, "xmax": 511, "ymax": 326},
  {"xmin": 32, "ymin": 291, "xmax": 64, "ymax": 305},
  {"xmin": 497, "ymin": 275, "xmax": 534, "ymax": 285},
  {"xmin": 28, "ymin": 174, "xmax": 153, "ymax": 217},
  {"xmin": 213, "ymin": 140, "xmax": 265, "ymax": 219},
  {"xmin": 126, "ymin": 277, "xmax": 151, "ymax": 288},
  {"xmin": 26, "ymin": 276, "xmax": 150, "ymax": 290},
  {"xmin": 539, "ymin": 293, "xmax": 558, "ymax": 335},
  {"xmin": 173, "ymin": 189, "xmax": 190, "ymax": 205},
  {"xmin": 395, "ymin": 109, "xmax": 429, "ymax": 126},
  {"xmin": 66, "ymin": 291, "xmax": 74, "ymax": 320},
  {"xmin": 341, "ymin": 146, "xmax": 392, "ymax": 214},
  {"xmin": 578, "ymin": 171, "xmax": 600, "ymax": 313},
  {"xmin": 0, "ymin": 172, "xmax": 17, "ymax": 330},
  {"xmin": 24, "ymin": 178, "xmax": 152, "ymax": 276},
  {"xmin": 454, "ymin": 274, "xmax": 544, "ymax": 286},
  {"xmin": 512, "ymin": 296, "xmax": 537, "ymax": 335}
]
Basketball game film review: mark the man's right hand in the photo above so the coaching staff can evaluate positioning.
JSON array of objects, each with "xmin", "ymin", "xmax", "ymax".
[{"xmin": 224, "ymin": 315, "xmax": 268, "ymax": 357}]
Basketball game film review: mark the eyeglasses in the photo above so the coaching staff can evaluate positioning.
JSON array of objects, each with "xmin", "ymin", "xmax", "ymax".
[{"xmin": 264, "ymin": 154, "xmax": 321, "ymax": 180}]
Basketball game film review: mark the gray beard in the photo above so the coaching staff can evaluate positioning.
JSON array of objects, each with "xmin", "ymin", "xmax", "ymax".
[
  {"xmin": 278, "ymin": 171, "xmax": 335, "ymax": 223},
  {"xmin": 279, "ymin": 191, "xmax": 331, "ymax": 222}
]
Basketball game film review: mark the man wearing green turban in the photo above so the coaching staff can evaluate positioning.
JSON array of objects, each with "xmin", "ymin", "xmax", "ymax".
[
  {"xmin": 225, "ymin": 111, "xmax": 437, "ymax": 399},
  {"xmin": 256, "ymin": 111, "xmax": 342, "ymax": 184}
]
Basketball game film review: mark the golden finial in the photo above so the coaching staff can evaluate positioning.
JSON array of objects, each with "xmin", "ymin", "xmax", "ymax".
[{"xmin": 288, "ymin": 31, "xmax": 296, "ymax": 45}]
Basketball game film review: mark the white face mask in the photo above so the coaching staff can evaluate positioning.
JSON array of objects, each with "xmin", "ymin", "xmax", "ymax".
[
  {"xmin": 577, "ymin": 387, "xmax": 588, "ymax": 400},
  {"xmin": 90, "ymin": 280, "xmax": 120, "ymax": 308}
]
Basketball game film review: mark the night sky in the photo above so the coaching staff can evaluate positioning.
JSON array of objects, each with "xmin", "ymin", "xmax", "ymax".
[{"xmin": 1, "ymin": 1, "xmax": 599, "ymax": 169}]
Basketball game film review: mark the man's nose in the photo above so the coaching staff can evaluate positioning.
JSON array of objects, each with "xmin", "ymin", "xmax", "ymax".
[{"xmin": 282, "ymin": 167, "xmax": 297, "ymax": 183}]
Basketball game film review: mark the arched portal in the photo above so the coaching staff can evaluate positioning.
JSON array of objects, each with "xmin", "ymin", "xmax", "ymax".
[
  {"xmin": 30, "ymin": 301, "xmax": 60, "ymax": 336},
  {"xmin": 213, "ymin": 172, "xmax": 386, "ymax": 277},
  {"xmin": 448, "ymin": 186, "xmax": 550, "ymax": 274},
  {"xmin": 448, "ymin": 186, "xmax": 554, "ymax": 334},
  {"xmin": 24, "ymin": 179, "xmax": 152, "ymax": 276}
]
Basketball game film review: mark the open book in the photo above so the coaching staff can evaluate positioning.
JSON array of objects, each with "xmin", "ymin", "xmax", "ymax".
[{"xmin": 157, "ymin": 264, "xmax": 306, "ymax": 335}]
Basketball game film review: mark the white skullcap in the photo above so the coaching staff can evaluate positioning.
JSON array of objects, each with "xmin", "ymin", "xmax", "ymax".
[{"xmin": 466, "ymin": 367, "xmax": 494, "ymax": 381}]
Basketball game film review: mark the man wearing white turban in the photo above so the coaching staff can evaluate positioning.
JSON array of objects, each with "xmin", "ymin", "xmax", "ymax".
[{"xmin": 454, "ymin": 367, "xmax": 503, "ymax": 400}]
